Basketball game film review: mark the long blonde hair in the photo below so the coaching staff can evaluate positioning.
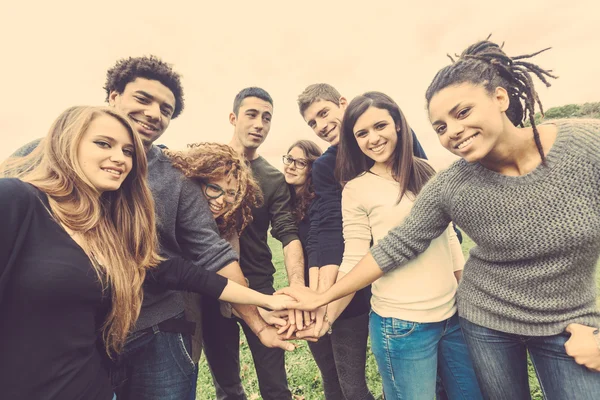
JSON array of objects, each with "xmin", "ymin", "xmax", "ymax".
[{"xmin": 1, "ymin": 106, "xmax": 161, "ymax": 356}]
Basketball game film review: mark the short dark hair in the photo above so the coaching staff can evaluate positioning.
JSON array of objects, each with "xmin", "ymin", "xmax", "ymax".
[
  {"xmin": 297, "ymin": 83, "xmax": 342, "ymax": 117},
  {"xmin": 233, "ymin": 87, "xmax": 273, "ymax": 115},
  {"xmin": 104, "ymin": 55, "xmax": 185, "ymax": 119}
]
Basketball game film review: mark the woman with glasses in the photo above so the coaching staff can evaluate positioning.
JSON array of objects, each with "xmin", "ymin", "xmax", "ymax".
[
  {"xmin": 166, "ymin": 142, "xmax": 268, "ymax": 365},
  {"xmin": 283, "ymin": 140, "xmax": 373, "ymax": 400}
]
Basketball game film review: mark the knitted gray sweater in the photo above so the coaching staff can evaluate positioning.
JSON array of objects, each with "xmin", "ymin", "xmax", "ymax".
[{"xmin": 371, "ymin": 119, "xmax": 600, "ymax": 336}]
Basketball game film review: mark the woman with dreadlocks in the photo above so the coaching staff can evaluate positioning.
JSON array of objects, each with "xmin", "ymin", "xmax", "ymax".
[{"xmin": 278, "ymin": 38, "xmax": 600, "ymax": 399}]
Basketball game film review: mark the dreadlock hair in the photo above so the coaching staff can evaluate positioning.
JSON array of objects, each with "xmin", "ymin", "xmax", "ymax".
[
  {"xmin": 104, "ymin": 55, "xmax": 185, "ymax": 119},
  {"xmin": 336, "ymin": 92, "xmax": 435, "ymax": 203},
  {"xmin": 425, "ymin": 37, "xmax": 557, "ymax": 163},
  {"xmin": 286, "ymin": 140, "xmax": 322, "ymax": 223},
  {"xmin": 165, "ymin": 143, "xmax": 263, "ymax": 239}
]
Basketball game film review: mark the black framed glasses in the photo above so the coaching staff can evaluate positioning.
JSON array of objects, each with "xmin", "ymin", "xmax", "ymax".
[
  {"xmin": 282, "ymin": 155, "xmax": 309, "ymax": 170},
  {"xmin": 204, "ymin": 183, "xmax": 238, "ymax": 204}
]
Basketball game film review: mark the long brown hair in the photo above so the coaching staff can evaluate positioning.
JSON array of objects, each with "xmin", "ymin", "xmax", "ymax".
[
  {"xmin": 286, "ymin": 140, "xmax": 322, "ymax": 223},
  {"xmin": 336, "ymin": 92, "xmax": 435, "ymax": 202},
  {"xmin": 1, "ymin": 106, "xmax": 160, "ymax": 356},
  {"xmin": 166, "ymin": 142, "xmax": 263, "ymax": 238}
]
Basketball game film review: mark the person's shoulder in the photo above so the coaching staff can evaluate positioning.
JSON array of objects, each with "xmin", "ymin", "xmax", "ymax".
[
  {"xmin": 11, "ymin": 138, "xmax": 43, "ymax": 158},
  {"xmin": 550, "ymin": 118, "xmax": 600, "ymax": 163},
  {"xmin": 253, "ymin": 156, "xmax": 285, "ymax": 180},
  {"xmin": 0, "ymin": 178, "xmax": 38, "ymax": 205}
]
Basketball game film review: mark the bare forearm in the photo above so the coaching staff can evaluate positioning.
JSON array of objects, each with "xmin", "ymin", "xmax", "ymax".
[
  {"xmin": 308, "ymin": 267, "xmax": 319, "ymax": 290},
  {"xmin": 318, "ymin": 264, "xmax": 339, "ymax": 292},
  {"xmin": 219, "ymin": 281, "xmax": 271, "ymax": 308},
  {"xmin": 324, "ymin": 253, "xmax": 383, "ymax": 304},
  {"xmin": 215, "ymin": 261, "xmax": 268, "ymax": 334},
  {"xmin": 325, "ymin": 271, "xmax": 355, "ymax": 322},
  {"xmin": 283, "ymin": 239, "xmax": 305, "ymax": 286}
]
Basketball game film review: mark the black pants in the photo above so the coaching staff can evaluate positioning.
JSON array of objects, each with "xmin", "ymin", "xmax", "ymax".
[
  {"xmin": 307, "ymin": 312, "xmax": 375, "ymax": 400},
  {"xmin": 202, "ymin": 296, "xmax": 291, "ymax": 400}
]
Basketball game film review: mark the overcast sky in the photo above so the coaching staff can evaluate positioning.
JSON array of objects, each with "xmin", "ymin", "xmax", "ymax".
[{"xmin": 2, "ymin": 0, "xmax": 598, "ymax": 170}]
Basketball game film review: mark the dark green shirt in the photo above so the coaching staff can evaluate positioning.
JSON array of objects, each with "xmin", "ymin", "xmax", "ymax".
[{"xmin": 240, "ymin": 156, "xmax": 299, "ymax": 293}]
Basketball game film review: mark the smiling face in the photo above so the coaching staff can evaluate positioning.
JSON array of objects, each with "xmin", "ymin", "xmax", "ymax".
[
  {"xmin": 428, "ymin": 83, "xmax": 509, "ymax": 163},
  {"xmin": 352, "ymin": 106, "xmax": 398, "ymax": 168},
  {"xmin": 202, "ymin": 175, "xmax": 240, "ymax": 219},
  {"xmin": 283, "ymin": 146, "xmax": 310, "ymax": 187},
  {"xmin": 303, "ymin": 99, "xmax": 347, "ymax": 146},
  {"xmin": 230, "ymin": 97, "xmax": 273, "ymax": 151},
  {"xmin": 77, "ymin": 114, "xmax": 134, "ymax": 193},
  {"xmin": 108, "ymin": 77, "xmax": 176, "ymax": 147}
]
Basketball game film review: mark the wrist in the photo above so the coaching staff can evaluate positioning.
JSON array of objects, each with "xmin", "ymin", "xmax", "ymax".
[
  {"xmin": 593, "ymin": 328, "xmax": 600, "ymax": 350},
  {"xmin": 323, "ymin": 313, "xmax": 333, "ymax": 335}
]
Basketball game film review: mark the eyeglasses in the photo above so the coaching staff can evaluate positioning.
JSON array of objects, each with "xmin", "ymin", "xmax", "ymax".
[
  {"xmin": 282, "ymin": 155, "xmax": 309, "ymax": 170},
  {"xmin": 204, "ymin": 183, "xmax": 238, "ymax": 204}
]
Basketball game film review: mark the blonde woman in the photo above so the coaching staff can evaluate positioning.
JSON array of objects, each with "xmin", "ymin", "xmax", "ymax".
[{"xmin": 0, "ymin": 107, "xmax": 290, "ymax": 400}]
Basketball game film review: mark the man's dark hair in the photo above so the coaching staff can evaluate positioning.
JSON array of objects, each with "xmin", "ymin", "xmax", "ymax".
[
  {"xmin": 104, "ymin": 55, "xmax": 185, "ymax": 119},
  {"xmin": 232, "ymin": 87, "xmax": 273, "ymax": 115}
]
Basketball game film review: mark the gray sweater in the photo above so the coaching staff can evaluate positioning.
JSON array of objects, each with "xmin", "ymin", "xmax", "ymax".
[
  {"xmin": 136, "ymin": 146, "xmax": 238, "ymax": 331},
  {"xmin": 371, "ymin": 119, "xmax": 600, "ymax": 336}
]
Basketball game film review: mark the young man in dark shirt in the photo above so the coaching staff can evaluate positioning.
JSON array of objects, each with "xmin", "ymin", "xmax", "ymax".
[
  {"xmin": 10, "ymin": 59, "xmax": 292, "ymax": 400},
  {"xmin": 201, "ymin": 87, "xmax": 305, "ymax": 400}
]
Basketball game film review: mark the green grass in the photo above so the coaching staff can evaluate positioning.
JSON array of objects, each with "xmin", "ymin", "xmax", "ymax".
[{"xmin": 196, "ymin": 235, "xmax": 600, "ymax": 399}]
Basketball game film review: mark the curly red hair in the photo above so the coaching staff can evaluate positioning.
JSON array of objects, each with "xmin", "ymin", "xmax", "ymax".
[{"xmin": 166, "ymin": 143, "xmax": 263, "ymax": 238}]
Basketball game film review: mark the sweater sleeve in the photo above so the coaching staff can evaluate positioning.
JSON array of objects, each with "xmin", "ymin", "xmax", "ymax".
[
  {"xmin": 146, "ymin": 256, "xmax": 228, "ymax": 299},
  {"xmin": 268, "ymin": 174, "xmax": 299, "ymax": 247},
  {"xmin": 445, "ymin": 224, "xmax": 465, "ymax": 272},
  {"xmin": 370, "ymin": 173, "xmax": 451, "ymax": 273},
  {"xmin": 175, "ymin": 178, "xmax": 239, "ymax": 272},
  {"xmin": 312, "ymin": 155, "xmax": 344, "ymax": 266},
  {"xmin": 339, "ymin": 182, "xmax": 372, "ymax": 274},
  {"xmin": 306, "ymin": 200, "xmax": 319, "ymax": 268}
]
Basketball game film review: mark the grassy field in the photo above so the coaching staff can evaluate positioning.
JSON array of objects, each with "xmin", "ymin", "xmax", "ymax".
[{"xmin": 195, "ymin": 235, "xmax": 600, "ymax": 400}]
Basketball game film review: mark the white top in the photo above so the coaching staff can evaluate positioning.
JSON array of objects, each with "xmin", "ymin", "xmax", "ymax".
[{"xmin": 339, "ymin": 172, "xmax": 464, "ymax": 322}]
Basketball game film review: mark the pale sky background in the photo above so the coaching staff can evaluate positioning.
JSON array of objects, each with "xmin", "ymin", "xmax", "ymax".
[{"xmin": 2, "ymin": 0, "xmax": 599, "ymax": 171}]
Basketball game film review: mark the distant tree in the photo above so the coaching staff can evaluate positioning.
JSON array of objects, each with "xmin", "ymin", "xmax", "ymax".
[{"xmin": 525, "ymin": 102, "xmax": 600, "ymax": 126}]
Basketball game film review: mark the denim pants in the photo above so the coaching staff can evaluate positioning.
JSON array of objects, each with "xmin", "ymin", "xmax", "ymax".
[
  {"xmin": 370, "ymin": 311, "xmax": 482, "ymax": 400},
  {"xmin": 111, "ymin": 317, "xmax": 196, "ymax": 400},
  {"xmin": 201, "ymin": 296, "xmax": 291, "ymax": 400},
  {"xmin": 460, "ymin": 317, "xmax": 600, "ymax": 400},
  {"xmin": 307, "ymin": 312, "xmax": 375, "ymax": 400}
]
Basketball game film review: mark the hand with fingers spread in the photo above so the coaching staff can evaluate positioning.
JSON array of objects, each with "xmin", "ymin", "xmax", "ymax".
[
  {"xmin": 275, "ymin": 285, "xmax": 327, "ymax": 311},
  {"xmin": 565, "ymin": 323, "xmax": 600, "ymax": 371}
]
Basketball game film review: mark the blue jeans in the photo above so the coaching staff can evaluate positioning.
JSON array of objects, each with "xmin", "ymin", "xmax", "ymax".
[
  {"xmin": 460, "ymin": 317, "xmax": 600, "ymax": 400},
  {"xmin": 370, "ymin": 311, "xmax": 482, "ymax": 400},
  {"xmin": 111, "ymin": 321, "xmax": 196, "ymax": 400}
]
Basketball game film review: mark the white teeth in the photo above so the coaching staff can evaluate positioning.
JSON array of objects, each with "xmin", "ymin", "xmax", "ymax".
[
  {"xmin": 370, "ymin": 143, "xmax": 386, "ymax": 153},
  {"xmin": 209, "ymin": 203, "xmax": 222, "ymax": 212},
  {"xmin": 134, "ymin": 118, "xmax": 157, "ymax": 131},
  {"xmin": 457, "ymin": 134, "xmax": 478, "ymax": 149},
  {"xmin": 102, "ymin": 168, "xmax": 122, "ymax": 176}
]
